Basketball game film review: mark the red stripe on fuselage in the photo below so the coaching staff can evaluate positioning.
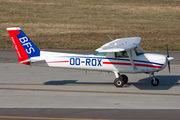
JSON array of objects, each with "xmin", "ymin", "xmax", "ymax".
[
  {"xmin": 103, "ymin": 62, "xmax": 162, "ymax": 68},
  {"xmin": 47, "ymin": 61, "xmax": 69, "ymax": 63}
]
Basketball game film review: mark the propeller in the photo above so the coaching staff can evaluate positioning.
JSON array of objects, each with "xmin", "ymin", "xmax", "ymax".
[{"xmin": 166, "ymin": 45, "xmax": 170, "ymax": 74}]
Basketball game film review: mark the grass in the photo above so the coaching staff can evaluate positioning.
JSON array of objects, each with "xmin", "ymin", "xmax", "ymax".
[{"xmin": 0, "ymin": 0, "xmax": 180, "ymax": 51}]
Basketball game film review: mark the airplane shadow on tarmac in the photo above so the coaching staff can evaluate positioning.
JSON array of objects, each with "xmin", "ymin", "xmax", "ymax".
[
  {"xmin": 44, "ymin": 80, "xmax": 113, "ymax": 86},
  {"xmin": 44, "ymin": 75, "xmax": 180, "ymax": 90},
  {"xmin": 127, "ymin": 75, "xmax": 180, "ymax": 90}
]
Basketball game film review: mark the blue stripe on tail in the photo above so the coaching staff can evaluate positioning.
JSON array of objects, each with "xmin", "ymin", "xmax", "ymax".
[{"xmin": 17, "ymin": 30, "xmax": 40, "ymax": 58}]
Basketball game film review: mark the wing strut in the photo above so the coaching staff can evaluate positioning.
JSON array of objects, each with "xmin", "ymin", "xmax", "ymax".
[{"xmin": 127, "ymin": 50, "xmax": 137, "ymax": 70}]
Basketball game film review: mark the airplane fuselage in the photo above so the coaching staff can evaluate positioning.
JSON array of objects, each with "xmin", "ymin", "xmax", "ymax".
[{"xmin": 31, "ymin": 49, "xmax": 168, "ymax": 74}]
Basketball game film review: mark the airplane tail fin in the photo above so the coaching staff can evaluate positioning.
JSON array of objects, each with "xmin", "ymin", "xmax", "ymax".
[{"xmin": 6, "ymin": 27, "xmax": 40, "ymax": 65}]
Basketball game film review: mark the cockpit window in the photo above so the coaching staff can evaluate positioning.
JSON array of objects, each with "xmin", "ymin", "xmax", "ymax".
[
  {"xmin": 115, "ymin": 51, "xmax": 128, "ymax": 58},
  {"xmin": 134, "ymin": 47, "xmax": 144, "ymax": 56},
  {"xmin": 93, "ymin": 51, "xmax": 107, "ymax": 56}
]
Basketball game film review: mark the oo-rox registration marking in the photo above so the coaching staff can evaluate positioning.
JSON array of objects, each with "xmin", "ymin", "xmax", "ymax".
[{"xmin": 70, "ymin": 58, "xmax": 102, "ymax": 66}]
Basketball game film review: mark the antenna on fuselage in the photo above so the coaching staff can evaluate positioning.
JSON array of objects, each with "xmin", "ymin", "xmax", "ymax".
[{"xmin": 106, "ymin": 34, "xmax": 114, "ymax": 41}]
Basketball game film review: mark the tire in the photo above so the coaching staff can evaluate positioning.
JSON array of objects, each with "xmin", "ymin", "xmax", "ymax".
[
  {"xmin": 114, "ymin": 78, "xmax": 124, "ymax": 87},
  {"xmin": 121, "ymin": 74, "xmax": 128, "ymax": 84},
  {"xmin": 151, "ymin": 78, "xmax": 159, "ymax": 86}
]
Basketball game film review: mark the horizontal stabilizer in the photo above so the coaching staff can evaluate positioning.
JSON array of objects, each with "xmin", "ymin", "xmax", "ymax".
[{"xmin": 30, "ymin": 57, "xmax": 45, "ymax": 63}]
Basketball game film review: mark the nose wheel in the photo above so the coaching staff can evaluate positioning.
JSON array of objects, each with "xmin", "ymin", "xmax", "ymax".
[
  {"xmin": 151, "ymin": 78, "xmax": 159, "ymax": 86},
  {"xmin": 150, "ymin": 72, "xmax": 159, "ymax": 86}
]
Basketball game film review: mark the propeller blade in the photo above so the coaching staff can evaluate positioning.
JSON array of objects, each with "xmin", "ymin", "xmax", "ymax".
[
  {"xmin": 166, "ymin": 45, "xmax": 170, "ymax": 74},
  {"xmin": 167, "ymin": 44, "xmax": 169, "ymax": 57},
  {"xmin": 168, "ymin": 61, "xmax": 170, "ymax": 74}
]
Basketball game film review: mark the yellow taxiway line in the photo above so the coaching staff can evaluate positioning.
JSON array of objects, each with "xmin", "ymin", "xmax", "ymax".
[
  {"xmin": 0, "ymin": 116, "xmax": 109, "ymax": 120},
  {"xmin": 0, "ymin": 87, "xmax": 180, "ymax": 96}
]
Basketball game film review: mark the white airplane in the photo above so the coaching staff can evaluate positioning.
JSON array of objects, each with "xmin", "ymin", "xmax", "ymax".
[{"xmin": 7, "ymin": 27, "xmax": 174, "ymax": 87}]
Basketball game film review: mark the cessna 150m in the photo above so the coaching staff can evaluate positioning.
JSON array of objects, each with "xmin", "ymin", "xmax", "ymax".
[{"xmin": 7, "ymin": 27, "xmax": 174, "ymax": 87}]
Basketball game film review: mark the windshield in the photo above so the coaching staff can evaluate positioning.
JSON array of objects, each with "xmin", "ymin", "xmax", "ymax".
[
  {"xmin": 134, "ymin": 47, "xmax": 144, "ymax": 56},
  {"xmin": 93, "ymin": 51, "xmax": 107, "ymax": 56}
]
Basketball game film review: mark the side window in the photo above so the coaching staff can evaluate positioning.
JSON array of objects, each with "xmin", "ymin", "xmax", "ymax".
[{"xmin": 115, "ymin": 51, "xmax": 128, "ymax": 58}]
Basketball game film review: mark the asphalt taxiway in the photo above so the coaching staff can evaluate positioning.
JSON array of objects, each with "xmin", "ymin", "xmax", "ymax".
[{"xmin": 0, "ymin": 50, "xmax": 180, "ymax": 119}]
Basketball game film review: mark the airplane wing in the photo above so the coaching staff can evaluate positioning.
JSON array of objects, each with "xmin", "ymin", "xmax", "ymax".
[
  {"xmin": 96, "ymin": 37, "xmax": 142, "ymax": 70},
  {"xmin": 96, "ymin": 37, "xmax": 141, "ymax": 52}
]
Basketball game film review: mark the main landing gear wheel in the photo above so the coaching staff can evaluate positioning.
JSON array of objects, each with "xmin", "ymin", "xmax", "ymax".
[
  {"xmin": 121, "ymin": 74, "xmax": 128, "ymax": 84},
  {"xmin": 151, "ymin": 78, "xmax": 159, "ymax": 86},
  {"xmin": 114, "ymin": 78, "xmax": 124, "ymax": 87}
]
